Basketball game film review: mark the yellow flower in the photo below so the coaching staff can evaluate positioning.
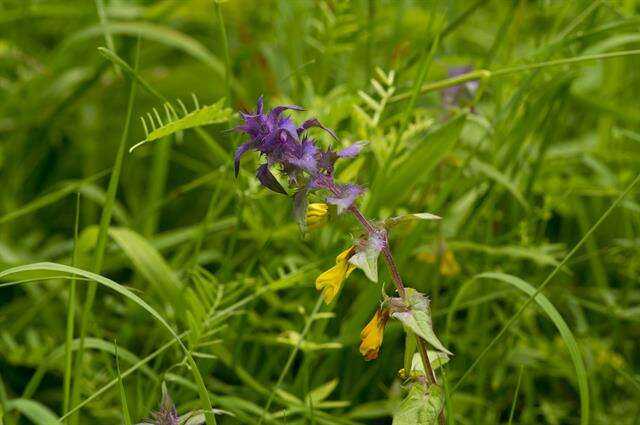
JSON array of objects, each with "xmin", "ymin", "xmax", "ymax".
[
  {"xmin": 416, "ymin": 251, "xmax": 436, "ymax": 264},
  {"xmin": 315, "ymin": 246, "xmax": 356, "ymax": 304},
  {"xmin": 359, "ymin": 308, "xmax": 389, "ymax": 361},
  {"xmin": 439, "ymin": 249, "xmax": 460, "ymax": 276},
  {"xmin": 306, "ymin": 203, "xmax": 329, "ymax": 231},
  {"xmin": 417, "ymin": 248, "xmax": 460, "ymax": 277}
]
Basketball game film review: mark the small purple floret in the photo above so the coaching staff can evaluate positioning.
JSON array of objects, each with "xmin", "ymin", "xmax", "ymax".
[
  {"xmin": 326, "ymin": 184, "xmax": 364, "ymax": 214},
  {"xmin": 337, "ymin": 141, "xmax": 366, "ymax": 158},
  {"xmin": 442, "ymin": 66, "xmax": 479, "ymax": 107}
]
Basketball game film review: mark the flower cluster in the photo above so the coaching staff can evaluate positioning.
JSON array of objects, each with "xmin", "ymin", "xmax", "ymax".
[{"xmin": 234, "ymin": 96, "xmax": 365, "ymax": 229}]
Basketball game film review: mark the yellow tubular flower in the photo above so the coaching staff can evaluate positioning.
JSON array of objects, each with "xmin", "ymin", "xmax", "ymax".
[
  {"xmin": 315, "ymin": 246, "xmax": 356, "ymax": 304},
  {"xmin": 359, "ymin": 308, "xmax": 389, "ymax": 361},
  {"xmin": 439, "ymin": 249, "xmax": 460, "ymax": 276},
  {"xmin": 306, "ymin": 203, "xmax": 329, "ymax": 231}
]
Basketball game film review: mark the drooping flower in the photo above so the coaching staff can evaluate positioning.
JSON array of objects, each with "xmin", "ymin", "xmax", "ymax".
[
  {"xmin": 306, "ymin": 203, "xmax": 329, "ymax": 231},
  {"xmin": 315, "ymin": 246, "xmax": 356, "ymax": 304},
  {"xmin": 359, "ymin": 308, "xmax": 389, "ymax": 361}
]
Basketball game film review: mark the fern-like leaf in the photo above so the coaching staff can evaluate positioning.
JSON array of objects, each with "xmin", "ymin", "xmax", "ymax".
[
  {"xmin": 352, "ymin": 67, "xmax": 396, "ymax": 128},
  {"xmin": 130, "ymin": 97, "xmax": 233, "ymax": 152}
]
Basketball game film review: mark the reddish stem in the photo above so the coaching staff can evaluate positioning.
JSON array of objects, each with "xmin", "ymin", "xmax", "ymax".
[
  {"xmin": 347, "ymin": 206, "xmax": 441, "ymax": 388},
  {"xmin": 327, "ymin": 184, "xmax": 443, "ymax": 421}
]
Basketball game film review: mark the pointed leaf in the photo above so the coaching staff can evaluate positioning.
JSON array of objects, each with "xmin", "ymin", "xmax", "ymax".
[
  {"xmin": 348, "ymin": 250, "xmax": 379, "ymax": 282},
  {"xmin": 392, "ymin": 288, "xmax": 452, "ymax": 355},
  {"xmin": 306, "ymin": 379, "xmax": 339, "ymax": 405},
  {"xmin": 384, "ymin": 212, "xmax": 441, "ymax": 229},
  {"xmin": 403, "ymin": 331, "xmax": 417, "ymax": 375},
  {"xmin": 376, "ymin": 113, "xmax": 466, "ymax": 208},
  {"xmin": 5, "ymin": 399, "xmax": 61, "ymax": 425},
  {"xmin": 348, "ymin": 231, "xmax": 385, "ymax": 283}
]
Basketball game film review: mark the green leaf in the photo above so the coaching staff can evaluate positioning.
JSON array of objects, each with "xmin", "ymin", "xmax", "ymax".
[
  {"xmin": 384, "ymin": 212, "xmax": 441, "ymax": 229},
  {"xmin": 131, "ymin": 98, "xmax": 233, "ymax": 151},
  {"xmin": 348, "ymin": 248, "xmax": 380, "ymax": 282},
  {"xmin": 470, "ymin": 158, "xmax": 530, "ymax": 210},
  {"xmin": 22, "ymin": 337, "xmax": 157, "ymax": 400},
  {"xmin": 375, "ymin": 114, "xmax": 466, "ymax": 207},
  {"xmin": 475, "ymin": 272, "xmax": 589, "ymax": 425},
  {"xmin": 66, "ymin": 22, "xmax": 227, "ymax": 78},
  {"xmin": 115, "ymin": 343, "xmax": 132, "ymax": 425},
  {"xmin": 0, "ymin": 262, "xmax": 216, "ymax": 425},
  {"xmin": 108, "ymin": 227, "xmax": 184, "ymax": 314},
  {"xmin": 392, "ymin": 384, "xmax": 443, "ymax": 425},
  {"xmin": 392, "ymin": 288, "xmax": 452, "ymax": 355},
  {"xmin": 403, "ymin": 330, "xmax": 417, "ymax": 375},
  {"xmin": 5, "ymin": 399, "xmax": 61, "ymax": 425},
  {"xmin": 306, "ymin": 379, "xmax": 339, "ymax": 405}
]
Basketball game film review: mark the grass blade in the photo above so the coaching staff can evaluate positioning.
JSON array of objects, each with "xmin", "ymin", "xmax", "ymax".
[
  {"xmin": 451, "ymin": 171, "xmax": 640, "ymax": 417},
  {"xmin": 115, "ymin": 342, "xmax": 133, "ymax": 425},
  {"xmin": 69, "ymin": 38, "xmax": 140, "ymax": 425},
  {"xmin": 62, "ymin": 194, "xmax": 81, "ymax": 416}
]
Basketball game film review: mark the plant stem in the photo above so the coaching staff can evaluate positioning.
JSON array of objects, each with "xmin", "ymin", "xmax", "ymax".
[
  {"xmin": 63, "ymin": 194, "xmax": 81, "ymax": 416},
  {"xmin": 215, "ymin": 0, "xmax": 231, "ymax": 105},
  {"xmin": 348, "ymin": 206, "xmax": 444, "ymax": 424},
  {"xmin": 381, "ymin": 246, "xmax": 406, "ymax": 298}
]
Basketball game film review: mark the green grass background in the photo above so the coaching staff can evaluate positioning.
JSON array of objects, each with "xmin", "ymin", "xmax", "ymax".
[{"xmin": 1, "ymin": 0, "xmax": 640, "ymax": 424}]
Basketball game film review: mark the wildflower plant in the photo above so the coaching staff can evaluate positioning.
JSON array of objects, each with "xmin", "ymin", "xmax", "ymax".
[{"xmin": 235, "ymin": 97, "xmax": 451, "ymax": 423}]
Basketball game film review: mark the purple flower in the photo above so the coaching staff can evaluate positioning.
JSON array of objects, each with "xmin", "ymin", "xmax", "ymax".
[
  {"xmin": 442, "ymin": 66, "xmax": 479, "ymax": 107},
  {"xmin": 326, "ymin": 184, "xmax": 364, "ymax": 214},
  {"xmin": 337, "ymin": 141, "xmax": 366, "ymax": 158},
  {"xmin": 234, "ymin": 97, "xmax": 366, "ymax": 228},
  {"xmin": 233, "ymin": 96, "xmax": 304, "ymax": 177},
  {"xmin": 149, "ymin": 385, "xmax": 179, "ymax": 425}
]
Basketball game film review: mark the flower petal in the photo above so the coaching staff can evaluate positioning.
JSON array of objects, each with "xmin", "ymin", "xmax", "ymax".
[
  {"xmin": 306, "ymin": 203, "xmax": 329, "ymax": 231},
  {"xmin": 288, "ymin": 138, "xmax": 319, "ymax": 172},
  {"xmin": 234, "ymin": 141, "xmax": 254, "ymax": 177},
  {"xmin": 359, "ymin": 309, "xmax": 389, "ymax": 361},
  {"xmin": 326, "ymin": 184, "xmax": 363, "ymax": 214},
  {"xmin": 297, "ymin": 118, "xmax": 338, "ymax": 140},
  {"xmin": 268, "ymin": 105, "xmax": 304, "ymax": 122},
  {"xmin": 337, "ymin": 141, "xmax": 366, "ymax": 158},
  {"xmin": 256, "ymin": 95, "xmax": 264, "ymax": 115},
  {"xmin": 315, "ymin": 246, "xmax": 355, "ymax": 304}
]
